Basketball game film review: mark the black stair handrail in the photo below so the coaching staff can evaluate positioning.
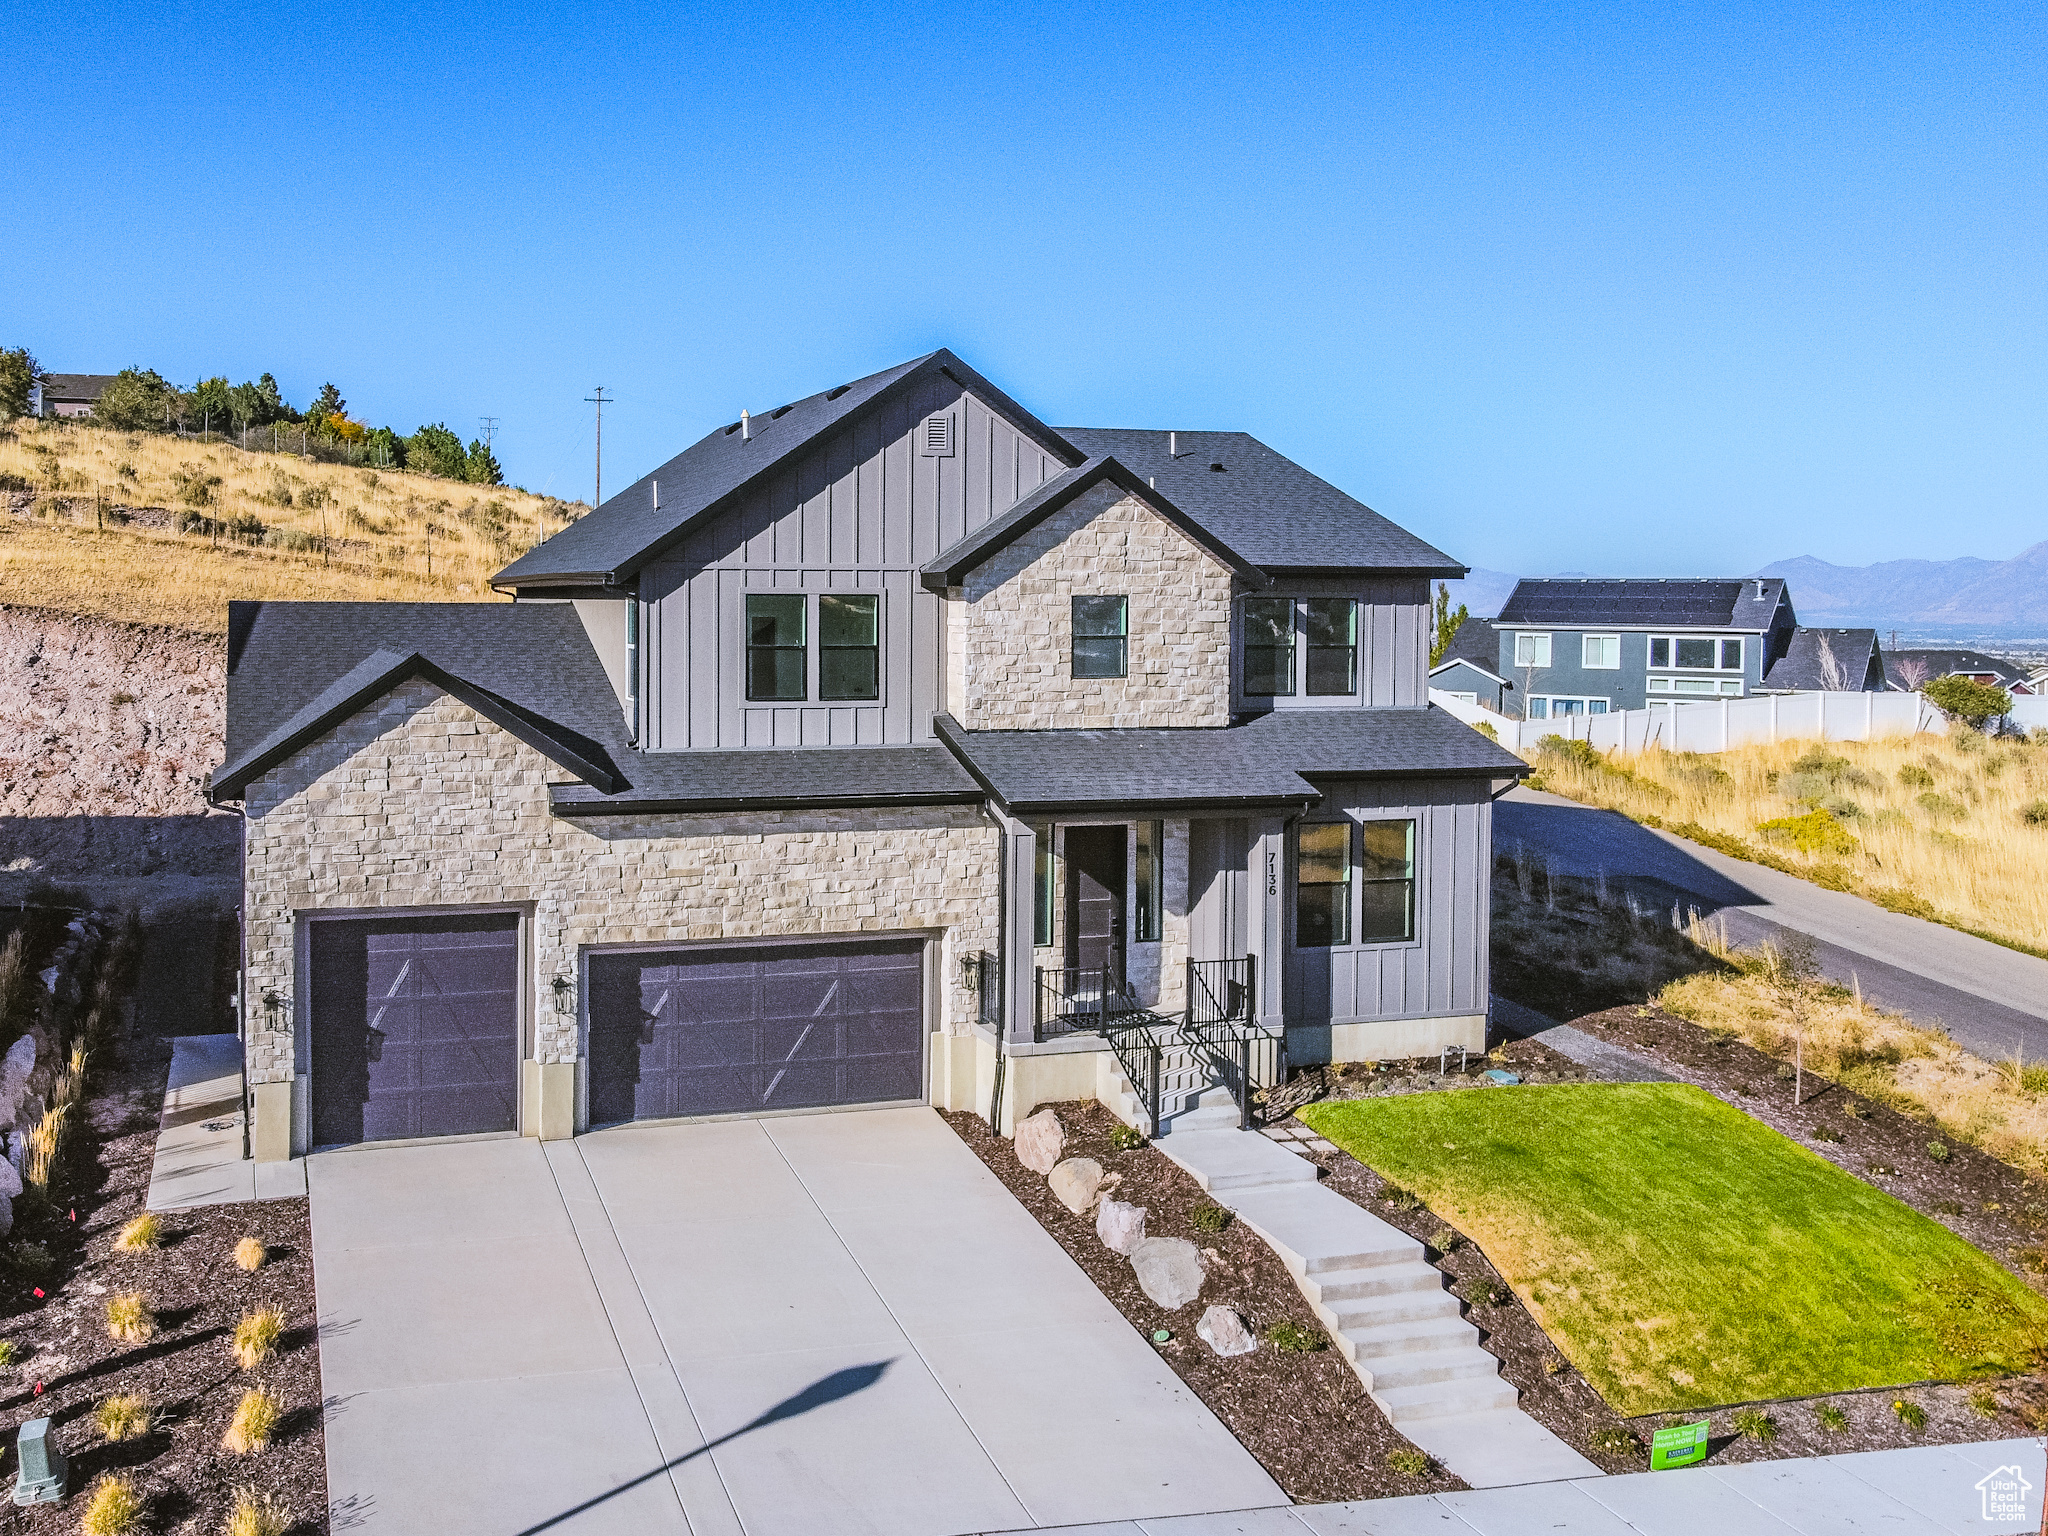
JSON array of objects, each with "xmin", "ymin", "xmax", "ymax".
[{"xmin": 1181, "ymin": 956, "xmax": 1285, "ymax": 1130}]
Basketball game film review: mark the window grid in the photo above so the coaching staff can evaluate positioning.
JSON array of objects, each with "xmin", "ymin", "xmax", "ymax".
[
  {"xmin": 1072, "ymin": 596, "xmax": 1129, "ymax": 679},
  {"xmin": 744, "ymin": 595, "xmax": 807, "ymax": 702},
  {"xmin": 819, "ymin": 593, "xmax": 880, "ymax": 702}
]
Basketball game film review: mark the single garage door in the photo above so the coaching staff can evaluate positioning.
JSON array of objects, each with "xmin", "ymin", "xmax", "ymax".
[
  {"xmin": 585, "ymin": 937, "xmax": 924, "ymax": 1125},
  {"xmin": 309, "ymin": 912, "xmax": 521, "ymax": 1147}
]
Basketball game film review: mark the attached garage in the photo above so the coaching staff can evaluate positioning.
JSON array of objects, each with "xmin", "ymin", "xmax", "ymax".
[
  {"xmin": 585, "ymin": 937, "xmax": 926, "ymax": 1126},
  {"xmin": 308, "ymin": 912, "xmax": 522, "ymax": 1148}
]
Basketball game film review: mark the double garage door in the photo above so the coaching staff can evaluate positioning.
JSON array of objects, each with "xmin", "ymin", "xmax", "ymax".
[{"xmin": 308, "ymin": 916, "xmax": 924, "ymax": 1146}]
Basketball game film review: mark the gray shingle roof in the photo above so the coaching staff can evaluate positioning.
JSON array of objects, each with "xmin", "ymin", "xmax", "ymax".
[
  {"xmin": 1760, "ymin": 629, "xmax": 1883, "ymax": 692},
  {"xmin": 934, "ymin": 708, "xmax": 1524, "ymax": 813},
  {"xmin": 1881, "ymin": 648, "xmax": 2026, "ymax": 690},
  {"xmin": 1496, "ymin": 578, "xmax": 1789, "ymax": 629},
  {"xmin": 218, "ymin": 601, "xmax": 981, "ymax": 810},
  {"xmin": 491, "ymin": 351, "xmax": 1078, "ymax": 589},
  {"xmin": 1055, "ymin": 429, "xmax": 1464, "ymax": 575},
  {"xmin": 39, "ymin": 374, "xmax": 118, "ymax": 402},
  {"xmin": 1429, "ymin": 619, "xmax": 1504, "ymax": 680}
]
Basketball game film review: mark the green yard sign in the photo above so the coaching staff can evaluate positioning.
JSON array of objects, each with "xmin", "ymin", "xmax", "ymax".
[{"xmin": 1650, "ymin": 1420, "xmax": 1710, "ymax": 1470}]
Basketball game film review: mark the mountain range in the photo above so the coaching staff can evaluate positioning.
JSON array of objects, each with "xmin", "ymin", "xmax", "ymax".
[{"xmin": 1751, "ymin": 543, "xmax": 2048, "ymax": 629}]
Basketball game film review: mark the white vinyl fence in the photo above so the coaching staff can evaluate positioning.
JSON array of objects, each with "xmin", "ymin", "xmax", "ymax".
[{"xmin": 1432, "ymin": 689, "xmax": 1949, "ymax": 755}]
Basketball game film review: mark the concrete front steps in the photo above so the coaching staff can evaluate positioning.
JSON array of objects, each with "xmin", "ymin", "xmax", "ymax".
[{"xmin": 1154, "ymin": 1089, "xmax": 1600, "ymax": 1490}]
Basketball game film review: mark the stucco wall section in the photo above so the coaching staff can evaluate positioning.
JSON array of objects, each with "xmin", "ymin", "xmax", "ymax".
[
  {"xmin": 958, "ymin": 493, "xmax": 1235, "ymax": 728},
  {"xmin": 240, "ymin": 680, "xmax": 999, "ymax": 1087}
]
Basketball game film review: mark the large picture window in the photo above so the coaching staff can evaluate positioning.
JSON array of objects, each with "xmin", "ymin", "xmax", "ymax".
[
  {"xmin": 819, "ymin": 593, "xmax": 880, "ymax": 701},
  {"xmin": 745, "ymin": 595, "xmax": 806, "ymax": 701},
  {"xmin": 1242, "ymin": 597, "xmax": 1295, "ymax": 696},
  {"xmin": 1359, "ymin": 820, "xmax": 1416, "ymax": 942},
  {"xmin": 1295, "ymin": 821, "xmax": 1351, "ymax": 947},
  {"xmin": 1134, "ymin": 821, "xmax": 1163, "ymax": 943},
  {"xmin": 1650, "ymin": 636, "xmax": 1742, "ymax": 671},
  {"xmin": 1304, "ymin": 599, "xmax": 1358, "ymax": 696},
  {"xmin": 1072, "ymin": 596, "xmax": 1128, "ymax": 679}
]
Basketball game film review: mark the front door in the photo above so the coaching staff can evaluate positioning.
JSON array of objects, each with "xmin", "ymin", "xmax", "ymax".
[{"xmin": 1064, "ymin": 825, "xmax": 1127, "ymax": 979}]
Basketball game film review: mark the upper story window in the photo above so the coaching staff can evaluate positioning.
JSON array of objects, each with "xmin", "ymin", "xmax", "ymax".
[
  {"xmin": 1581, "ymin": 634, "xmax": 1620, "ymax": 669},
  {"xmin": 1072, "ymin": 596, "xmax": 1128, "ymax": 678},
  {"xmin": 746, "ymin": 595, "xmax": 806, "ymax": 701},
  {"xmin": 1513, "ymin": 632, "xmax": 1552, "ymax": 668},
  {"xmin": 819, "ymin": 594, "xmax": 880, "ymax": 701},
  {"xmin": 1243, "ymin": 598, "xmax": 1358, "ymax": 697},
  {"xmin": 745, "ymin": 592, "xmax": 882, "ymax": 703},
  {"xmin": 1650, "ymin": 636, "xmax": 1742, "ymax": 671}
]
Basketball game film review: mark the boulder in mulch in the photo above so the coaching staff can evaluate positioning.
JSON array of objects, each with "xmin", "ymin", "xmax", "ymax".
[
  {"xmin": 1049, "ymin": 1157, "xmax": 1105, "ymax": 1214},
  {"xmin": 1197, "ymin": 1305, "xmax": 1257, "ymax": 1357},
  {"xmin": 1095, "ymin": 1197, "xmax": 1147, "ymax": 1254},
  {"xmin": 1131, "ymin": 1236, "xmax": 1205, "ymax": 1309},
  {"xmin": 1015, "ymin": 1108, "xmax": 1065, "ymax": 1175}
]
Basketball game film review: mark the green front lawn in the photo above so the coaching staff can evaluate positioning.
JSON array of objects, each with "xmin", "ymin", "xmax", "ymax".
[{"xmin": 1300, "ymin": 1083, "xmax": 2048, "ymax": 1416}]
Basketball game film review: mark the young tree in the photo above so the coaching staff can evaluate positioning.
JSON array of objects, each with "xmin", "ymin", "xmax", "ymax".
[
  {"xmin": 91, "ymin": 369, "xmax": 176, "ymax": 431},
  {"xmin": 310, "ymin": 383, "xmax": 346, "ymax": 421},
  {"xmin": 1922, "ymin": 674, "xmax": 2012, "ymax": 730},
  {"xmin": 1767, "ymin": 932, "xmax": 1821, "ymax": 1105},
  {"xmin": 1429, "ymin": 582, "xmax": 1470, "ymax": 667},
  {"xmin": 0, "ymin": 347, "xmax": 43, "ymax": 421},
  {"xmin": 363, "ymin": 426, "xmax": 405, "ymax": 469},
  {"xmin": 406, "ymin": 423, "xmax": 466, "ymax": 478},
  {"xmin": 189, "ymin": 375, "xmax": 232, "ymax": 436},
  {"xmin": 254, "ymin": 373, "xmax": 293, "ymax": 423},
  {"xmin": 1814, "ymin": 633, "xmax": 1849, "ymax": 692},
  {"xmin": 464, "ymin": 438, "xmax": 504, "ymax": 486},
  {"xmin": 1893, "ymin": 655, "xmax": 1930, "ymax": 689}
]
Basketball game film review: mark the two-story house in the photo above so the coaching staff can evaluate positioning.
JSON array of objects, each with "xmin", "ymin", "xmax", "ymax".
[
  {"xmin": 212, "ymin": 350, "xmax": 1524, "ymax": 1162},
  {"xmin": 1490, "ymin": 578, "xmax": 1799, "ymax": 719}
]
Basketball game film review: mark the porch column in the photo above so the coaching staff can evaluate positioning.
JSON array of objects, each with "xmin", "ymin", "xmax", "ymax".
[
  {"xmin": 1247, "ymin": 815, "xmax": 1288, "ymax": 1031},
  {"xmin": 1001, "ymin": 821, "xmax": 1038, "ymax": 1043}
]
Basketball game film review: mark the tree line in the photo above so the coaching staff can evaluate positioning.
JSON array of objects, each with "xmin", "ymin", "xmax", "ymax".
[{"xmin": 0, "ymin": 346, "xmax": 502, "ymax": 486}]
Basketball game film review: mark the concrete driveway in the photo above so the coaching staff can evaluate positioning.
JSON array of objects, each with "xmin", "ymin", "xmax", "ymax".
[
  {"xmin": 310, "ymin": 1109, "xmax": 1285, "ymax": 1536},
  {"xmin": 1497, "ymin": 787, "xmax": 2048, "ymax": 1063}
]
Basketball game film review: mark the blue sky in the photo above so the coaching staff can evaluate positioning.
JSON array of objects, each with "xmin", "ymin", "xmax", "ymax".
[{"xmin": 8, "ymin": 1, "xmax": 2045, "ymax": 577}]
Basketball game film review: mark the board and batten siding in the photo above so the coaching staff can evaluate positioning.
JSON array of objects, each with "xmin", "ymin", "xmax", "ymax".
[
  {"xmin": 1283, "ymin": 779, "xmax": 1491, "ymax": 1025},
  {"xmin": 1236, "ymin": 576, "xmax": 1432, "ymax": 711},
  {"xmin": 639, "ymin": 377, "xmax": 1066, "ymax": 750}
]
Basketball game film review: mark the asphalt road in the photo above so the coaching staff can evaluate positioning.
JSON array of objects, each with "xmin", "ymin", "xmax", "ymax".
[{"xmin": 1496, "ymin": 786, "xmax": 2048, "ymax": 1066}]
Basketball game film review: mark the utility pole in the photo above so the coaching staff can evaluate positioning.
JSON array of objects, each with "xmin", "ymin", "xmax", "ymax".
[
  {"xmin": 480, "ymin": 416, "xmax": 499, "ymax": 452},
  {"xmin": 584, "ymin": 388, "xmax": 611, "ymax": 508}
]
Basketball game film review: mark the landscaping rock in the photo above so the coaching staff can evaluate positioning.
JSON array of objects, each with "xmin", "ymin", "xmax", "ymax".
[
  {"xmin": 1095, "ymin": 1197, "xmax": 1147, "ymax": 1254},
  {"xmin": 0, "ymin": 1035, "xmax": 34, "ymax": 1130},
  {"xmin": 0, "ymin": 1153, "xmax": 24, "ymax": 1201},
  {"xmin": 0, "ymin": 1193, "xmax": 15, "ymax": 1239},
  {"xmin": 1197, "ymin": 1305, "xmax": 1256, "ymax": 1357},
  {"xmin": 1014, "ymin": 1108, "xmax": 1065, "ymax": 1175},
  {"xmin": 1130, "ymin": 1236, "xmax": 1205, "ymax": 1309},
  {"xmin": 1049, "ymin": 1157, "xmax": 1105, "ymax": 1214}
]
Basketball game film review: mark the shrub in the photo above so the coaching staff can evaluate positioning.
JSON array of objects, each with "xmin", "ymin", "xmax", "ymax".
[
  {"xmin": 24, "ymin": 1102, "xmax": 68, "ymax": 1191},
  {"xmin": 233, "ymin": 1236, "xmax": 267, "ymax": 1272},
  {"xmin": 1587, "ymin": 1425, "xmax": 1640, "ymax": 1458},
  {"xmin": 0, "ymin": 1339, "xmax": 15, "ymax": 1370},
  {"xmin": 1969, "ymin": 1386, "xmax": 2002, "ymax": 1419},
  {"xmin": 11, "ymin": 1241, "xmax": 54, "ymax": 1278},
  {"xmin": 1379, "ymin": 1185, "xmax": 1423, "ymax": 1211},
  {"xmin": 2023, "ymin": 800, "xmax": 2048, "ymax": 827},
  {"xmin": 1732, "ymin": 1407, "xmax": 1778, "ymax": 1442},
  {"xmin": 1928, "ymin": 1139, "xmax": 1951, "ymax": 1163},
  {"xmin": 1892, "ymin": 1396, "xmax": 1927, "ymax": 1430},
  {"xmin": 1811, "ymin": 1126, "xmax": 1841, "ymax": 1143},
  {"xmin": 1461, "ymin": 1278, "xmax": 1509, "ymax": 1307},
  {"xmin": 114, "ymin": 1213, "xmax": 162, "ymax": 1252},
  {"xmin": 1897, "ymin": 763, "xmax": 1935, "ymax": 789},
  {"xmin": 1917, "ymin": 791, "xmax": 1967, "ymax": 820},
  {"xmin": 106, "ymin": 1292, "xmax": 155, "ymax": 1344},
  {"xmin": 1430, "ymin": 1225, "xmax": 1464, "ymax": 1255},
  {"xmin": 1924, "ymin": 675, "xmax": 2012, "ymax": 728},
  {"xmin": 1190, "ymin": 1203, "xmax": 1231, "ymax": 1234},
  {"xmin": 1108, "ymin": 1123, "xmax": 1147, "ymax": 1152},
  {"xmin": 1542, "ymin": 1352, "xmax": 1568, "ymax": 1376},
  {"xmin": 223, "ymin": 1386, "xmax": 283, "ymax": 1454},
  {"xmin": 1263, "ymin": 1320, "xmax": 1328, "ymax": 1352},
  {"xmin": 225, "ymin": 1486, "xmax": 292, "ymax": 1536},
  {"xmin": 95, "ymin": 1392, "xmax": 154, "ymax": 1441},
  {"xmin": 80, "ymin": 1474, "xmax": 144, "ymax": 1536},
  {"xmin": 233, "ymin": 1307, "xmax": 285, "ymax": 1370},
  {"xmin": 1755, "ymin": 810, "xmax": 1858, "ymax": 857},
  {"xmin": 1385, "ymin": 1448, "xmax": 1433, "ymax": 1476},
  {"xmin": 1815, "ymin": 1403, "xmax": 1848, "ymax": 1431}
]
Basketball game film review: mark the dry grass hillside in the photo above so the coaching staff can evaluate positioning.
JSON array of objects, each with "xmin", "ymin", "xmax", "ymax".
[
  {"xmin": 1524, "ymin": 730, "xmax": 2048, "ymax": 956},
  {"xmin": 0, "ymin": 417, "xmax": 586, "ymax": 634}
]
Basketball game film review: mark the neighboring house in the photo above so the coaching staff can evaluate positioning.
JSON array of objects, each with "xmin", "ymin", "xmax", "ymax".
[
  {"xmin": 1491, "ymin": 578, "xmax": 1798, "ymax": 720},
  {"xmin": 212, "ymin": 349, "xmax": 1525, "ymax": 1162},
  {"xmin": 1756, "ymin": 627, "xmax": 1887, "ymax": 693},
  {"xmin": 35, "ymin": 373, "xmax": 117, "ymax": 418},
  {"xmin": 1428, "ymin": 619, "xmax": 1514, "ymax": 712},
  {"xmin": 1882, "ymin": 647, "xmax": 2036, "ymax": 695}
]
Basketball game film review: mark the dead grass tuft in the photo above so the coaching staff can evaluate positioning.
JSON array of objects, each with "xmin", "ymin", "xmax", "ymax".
[
  {"xmin": 113, "ymin": 1212, "xmax": 162, "ymax": 1253},
  {"xmin": 94, "ymin": 1391, "xmax": 155, "ymax": 1441},
  {"xmin": 232, "ymin": 1306, "xmax": 285, "ymax": 1370},
  {"xmin": 105, "ymin": 1291, "xmax": 155, "ymax": 1344},
  {"xmin": 79, "ymin": 1473, "xmax": 144, "ymax": 1535},
  {"xmin": 222, "ymin": 1386, "xmax": 283, "ymax": 1454},
  {"xmin": 223, "ymin": 1485, "xmax": 291, "ymax": 1536},
  {"xmin": 232, "ymin": 1236, "xmax": 266, "ymax": 1272}
]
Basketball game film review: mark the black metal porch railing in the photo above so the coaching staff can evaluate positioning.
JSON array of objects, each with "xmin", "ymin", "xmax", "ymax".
[
  {"xmin": 1182, "ymin": 956, "xmax": 1286, "ymax": 1129},
  {"xmin": 1033, "ymin": 963, "xmax": 1145, "ymax": 1041}
]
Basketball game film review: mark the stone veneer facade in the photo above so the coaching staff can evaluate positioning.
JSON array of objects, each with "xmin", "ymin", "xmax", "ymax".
[
  {"xmin": 241, "ymin": 679, "xmax": 999, "ymax": 1148},
  {"xmin": 956, "ymin": 493, "xmax": 1234, "ymax": 729}
]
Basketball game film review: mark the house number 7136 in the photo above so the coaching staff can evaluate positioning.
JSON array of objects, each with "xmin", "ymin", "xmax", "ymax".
[{"xmin": 1266, "ymin": 850, "xmax": 1278, "ymax": 896}]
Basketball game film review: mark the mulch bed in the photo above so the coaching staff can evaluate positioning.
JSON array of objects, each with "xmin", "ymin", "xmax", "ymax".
[
  {"xmin": 941, "ymin": 1104, "xmax": 1467, "ymax": 1503},
  {"xmin": 1288, "ymin": 1018, "xmax": 2048, "ymax": 1472},
  {"xmin": 0, "ymin": 1018, "xmax": 325, "ymax": 1533}
]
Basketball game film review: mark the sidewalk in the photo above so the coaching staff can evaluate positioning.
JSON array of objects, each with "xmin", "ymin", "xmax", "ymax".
[
  {"xmin": 976, "ymin": 1436, "xmax": 2047, "ymax": 1534},
  {"xmin": 144, "ymin": 1034, "xmax": 304, "ymax": 1210}
]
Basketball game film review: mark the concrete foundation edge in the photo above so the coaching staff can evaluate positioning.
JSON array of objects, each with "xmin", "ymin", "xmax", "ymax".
[{"xmin": 250, "ymin": 1080, "xmax": 292, "ymax": 1163}]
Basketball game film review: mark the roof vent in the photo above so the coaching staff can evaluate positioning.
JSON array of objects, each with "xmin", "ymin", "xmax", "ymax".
[
  {"xmin": 1754, "ymin": 579, "xmax": 1766, "ymax": 599},
  {"xmin": 1169, "ymin": 431, "xmax": 1178, "ymax": 457},
  {"xmin": 920, "ymin": 412, "xmax": 956, "ymax": 458},
  {"xmin": 1209, "ymin": 461, "xmax": 1226, "ymax": 472},
  {"xmin": 826, "ymin": 385, "xmax": 851, "ymax": 401},
  {"xmin": 724, "ymin": 422, "xmax": 740, "ymax": 435},
  {"xmin": 770, "ymin": 404, "xmax": 793, "ymax": 419},
  {"xmin": 741, "ymin": 409, "xmax": 751, "ymax": 441},
  {"xmin": 652, "ymin": 480, "xmax": 659, "ymax": 509}
]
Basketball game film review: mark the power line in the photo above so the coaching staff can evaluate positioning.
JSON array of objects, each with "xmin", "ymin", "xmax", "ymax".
[
  {"xmin": 479, "ymin": 416, "xmax": 499, "ymax": 452},
  {"xmin": 583, "ymin": 388, "xmax": 611, "ymax": 508}
]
